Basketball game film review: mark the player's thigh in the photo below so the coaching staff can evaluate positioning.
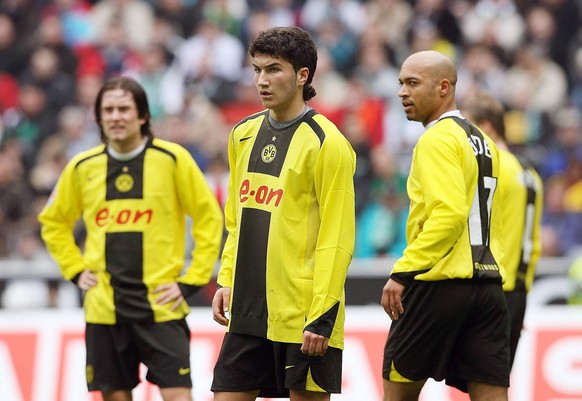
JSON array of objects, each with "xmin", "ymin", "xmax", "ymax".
[
  {"xmin": 159, "ymin": 386, "xmax": 193, "ymax": 401},
  {"xmin": 468, "ymin": 381, "xmax": 508, "ymax": 401},
  {"xmin": 289, "ymin": 388, "xmax": 330, "ymax": 401},
  {"xmin": 102, "ymin": 390, "xmax": 132, "ymax": 401},
  {"xmin": 382, "ymin": 379, "xmax": 425, "ymax": 401},
  {"xmin": 213, "ymin": 390, "xmax": 260, "ymax": 401}
]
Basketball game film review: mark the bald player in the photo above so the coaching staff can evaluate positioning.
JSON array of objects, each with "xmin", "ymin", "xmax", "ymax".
[{"xmin": 381, "ymin": 51, "xmax": 510, "ymax": 401}]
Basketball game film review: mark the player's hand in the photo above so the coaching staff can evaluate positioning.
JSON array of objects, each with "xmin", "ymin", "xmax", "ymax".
[
  {"xmin": 212, "ymin": 287, "xmax": 231, "ymax": 326},
  {"xmin": 301, "ymin": 330, "xmax": 329, "ymax": 356},
  {"xmin": 153, "ymin": 283, "xmax": 184, "ymax": 311},
  {"xmin": 77, "ymin": 269, "xmax": 98, "ymax": 291},
  {"xmin": 381, "ymin": 278, "xmax": 405, "ymax": 320}
]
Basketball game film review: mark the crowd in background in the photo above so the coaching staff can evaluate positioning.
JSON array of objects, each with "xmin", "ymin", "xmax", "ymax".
[{"xmin": 1, "ymin": 0, "xmax": 582, "ymax": 306}]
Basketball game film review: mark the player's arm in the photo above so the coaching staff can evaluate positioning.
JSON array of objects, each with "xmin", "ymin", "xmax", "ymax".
[
  {"xmin": 391, "ymin": 129, "xmax": 469, "ymax": 286},
  {"xmin": 38, "ymin": 160, "xmax": 86, "ymax": 283},
  {"xmin": 304, "ymin": 132, "xmax": 356, "ymax": 351},
  {"xmin": 216, "ymin": 129, "xmax": 239, "ymax": 290}
]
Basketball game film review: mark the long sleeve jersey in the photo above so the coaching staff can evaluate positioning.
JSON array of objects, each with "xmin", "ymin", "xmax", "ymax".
[
  {"xmin": 498, "ymin": 150, "xmax": 543, "ymax": 292},
  {"xmin": 391, "ymin": 113, "xmax": 505, "ymax": 285},
  {"xmin": 217, "ymin": 109, "xmax": 356, "ymax": 349},
  {"xmin": 38, "ymin": 138, "xmax": 224, "ymax": 324}
]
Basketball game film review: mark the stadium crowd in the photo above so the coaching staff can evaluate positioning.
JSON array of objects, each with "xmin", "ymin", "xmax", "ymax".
[{"xmin": 1, "ymin": 0, "xmax": 582, "ymax": 307}]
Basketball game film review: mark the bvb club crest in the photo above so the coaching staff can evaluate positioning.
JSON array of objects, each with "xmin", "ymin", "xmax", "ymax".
[
  {"xmin": 261, "ymin": 144, "xmax": 277, "ymax": 163},
  {"xmin": 115, "ymin": 166, "xmax": 134, "ymax": 192}
]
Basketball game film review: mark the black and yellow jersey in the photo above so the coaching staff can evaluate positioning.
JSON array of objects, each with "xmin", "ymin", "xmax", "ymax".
[
  {"xmin": 499, "ymin": 150, "xmax": 543, "ymax": 292},
  {"xmin": 391, "ymin": 113, "xmax": 505, "ymax": 284},
  {"xmin": 38, "ymin": 138, "xmax": 223, "ymax": 324},
  {"xmin": 217, "ymin": 109, "xmax": 356, "ymax": 349}
]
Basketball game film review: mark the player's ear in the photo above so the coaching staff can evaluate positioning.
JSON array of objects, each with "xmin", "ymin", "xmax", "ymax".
[{"xmin": 297, "ymin": 67, "xmax": 309, "ymax": 86}]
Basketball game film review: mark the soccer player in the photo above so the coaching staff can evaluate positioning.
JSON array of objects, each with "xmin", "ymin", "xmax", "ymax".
[
  {"xmin": 38, "ymin": 76, "xmax": 224, "ymax": 401},
  {"xmin": 381, "ymin": 51, "xmax": 510, "ymax": 401},
  {"xmin": 210, "ymin": 26, "xmax": 356, "ymax": 401},
  {"xmin": 461, "ymin": 91, "xmax": 544, "ymax": 368}
]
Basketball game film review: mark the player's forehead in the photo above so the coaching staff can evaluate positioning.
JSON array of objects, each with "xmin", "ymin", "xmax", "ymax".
[
  {"xmin": 101, "ymin": 89, "xmax": 136, "ymax": 107},
  {"xmin": 252, "ymin": 53, "xmax": 292, "ymax": 69}
]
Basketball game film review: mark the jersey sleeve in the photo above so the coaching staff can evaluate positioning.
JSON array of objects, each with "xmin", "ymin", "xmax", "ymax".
[
  {"xmin": 304, "ymin": 132, "xmax": 356, "ymax": 337},
  {"xmin": 175, "ymin": 146, "xmax": 224, "ymax": 289},
  {"xmin": 391, "ymin": 130, "xmax": 470, "ymax": 283},
  {"xmin": 217, "ymin": 129, "xmax": 238, "ymax": 288},
  {"xmin": 38, "ymin": 160, "xmax": 86, "ymax": 281}
]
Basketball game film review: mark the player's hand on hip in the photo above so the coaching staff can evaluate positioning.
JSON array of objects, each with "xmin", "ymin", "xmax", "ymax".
[
  {"xmin": 153, "ymin": 282, "xmax": 184, "ymax": 311},
  {"xmin": 301, "ymin": 330, "xmax": 329, "ymax": 356},
  {"xmin": 78, "ymin": 269, "xmax": 98, "ymax": 291},
  {"xmin": 212, "ymin": 287, "xmax": 231, "ymax": 326},
  {"xmin": 381, "ymin": 278, "xmax": 405, "ymax": 320}
]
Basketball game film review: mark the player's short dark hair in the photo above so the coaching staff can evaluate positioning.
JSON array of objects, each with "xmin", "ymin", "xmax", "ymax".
[
  {"xmin": 248, "ymin": 26, "xmax": 318, "ymax": 101},
  {"xmin": 94, "ymin": 76, "xmax": 153, "ymax": 143}
]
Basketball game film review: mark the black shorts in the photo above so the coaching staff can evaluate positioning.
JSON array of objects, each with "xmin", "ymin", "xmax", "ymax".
[
  {"xmin": 383, "ymin": 279, "xmax": 510, "ymax": 393},
  {"xmin": 85, "ymin": 319, "xmax": 192, "ymax": 392},
  {"xmin": 504, "ymin": 289, "xmax": 527, "ymax": 368},
  {"xmin": 211, "ymin": 332, "xmax": 342, "ymax": 397}
]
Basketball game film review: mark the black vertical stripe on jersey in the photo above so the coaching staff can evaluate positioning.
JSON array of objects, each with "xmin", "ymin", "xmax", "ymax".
[
  {"xmin": 106, "ymin": 152, "xmax": 144, "ymax": 200},
  {"xmin": 105, "ymin": 231, "xmax": 153, "ymax": 323},
  {"xmin": 515, "ymin": 167, "xmax": 538, "ymax": 291},
  {"xmin": 247, "ymin": 118, "xmax": 294, "ymax": 177},
  {"xmin": 451, "ymin": 117, "xmax": 500, "ymax": 280},
  {"xmin": 230, "ymin": 207, "xmax": 270, "ymax": 337}
]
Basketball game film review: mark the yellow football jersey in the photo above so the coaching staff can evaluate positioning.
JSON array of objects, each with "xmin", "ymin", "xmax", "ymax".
[
  {"xmin": 39, "ymin": 138, "xmax": 223, "ymax": 324},
  {"xmin": 217, "ymin": 109, "xmax": 356, "ymax": 349}
]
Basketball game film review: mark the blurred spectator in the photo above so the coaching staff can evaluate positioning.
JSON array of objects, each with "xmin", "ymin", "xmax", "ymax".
[
  {"xmin": 92, "ymin": 17, "xmax": 141, "ymax": 77},
  {"xmin": 363, "ymin": 0, "xmax": 413, "ymax": 56},
  {"xmin": 460, "ymin": 0, "xmax": 525, "ymax": 57},
  {"xmin": 535, "ymin": 0, "xmax": 581, "ymax": 86},
  {"xmin": 300, "ymin": 0, "xmax": 367, "ymax": 37},
  {"xmin": 502, "ymin": 45, "xmax": 567, "ymax": 113},
  {"xmin": 0, "ymin": 13, "xmax": 29, "ymax": 76},
  {"xmin": 408, "ymin": 0, "xmax": 462, "ymax": 52},
  {"xmin": 18, "ymin": 45, "xmax": 76, "ymax": 116},
  {"xmin": 539, "ymin": 107, "xmax": 582, "ymax": 180},
  {"xmin": 34, "ymin": 12, "xmax": 79, "ymax": 77},
  {"xmin": 0, "ymin": 140, "xmax": 35, "ymax": 257},
  {"xmin": 174, "ymin": 19, "xmax": 245, "ymax": 105},
  {"xmin": 91, "ymin": 0, "xmax": 155, "ymax": 50},
  {"xmin": 2, "ymin": 83, "xmax": 58, "ymax": 169},
  {"xmin": 29, "ymin": 105, "xmax": 100, "ymax": 194},
  {"xmin": 204, "ymin": 152, "xmax": 230, "ymax": 210},
  {"xmin": 153, "ymin": 0, "xmax": 205, "ymax": 39},
  {"xmin": 0, "ymin": 0, "xmax": 42, "ymax": 47},
  {"xmin": 354, "ymin": 146, "xmax": 407, "ymax": 258},
  {"xmin": 202, "ymin": 0, "xmax": 248, "ymax": 39},
  {"xmin": 311, "ymin": 18, "xmax": 359, "ymax": 75},
  {"xmin": 456, "ymin": 44, "xmax": 507, "ymax": 102},
  {"xmin": 124, "ymin": 43, "xmax": 185, "ymax": 118},
  {"xmin": 352, "ymin": 39, "xmax": 400, "ymax": 103},
  {"xmin": 341, "ymin": 109, "xmax": 374, "ymax": 216},
  {"xmin": 44, "ymin": 0, "xmax": 95, "ymax": 47},
  {"xmin": 309, "ymin": 48, "xmax": 350, "ymax": 121},
  {"xmin": 540, "ymin": 175, "xmax": 582, "ymax": 256}
]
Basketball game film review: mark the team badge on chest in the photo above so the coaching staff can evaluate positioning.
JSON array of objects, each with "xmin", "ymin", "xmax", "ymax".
[
  {"xmin": 261, "ymin": 144, "xmax": 277, "ymax": 163},
  {"xmin": 115, "ymin": 166, "xmax": 134, "ymax": 192}
]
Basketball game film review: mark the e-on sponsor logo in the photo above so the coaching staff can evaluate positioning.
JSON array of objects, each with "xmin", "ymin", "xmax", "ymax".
[{"xmin": 239, "ymin": 179, "xmax": 283, "ymax": 207}]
